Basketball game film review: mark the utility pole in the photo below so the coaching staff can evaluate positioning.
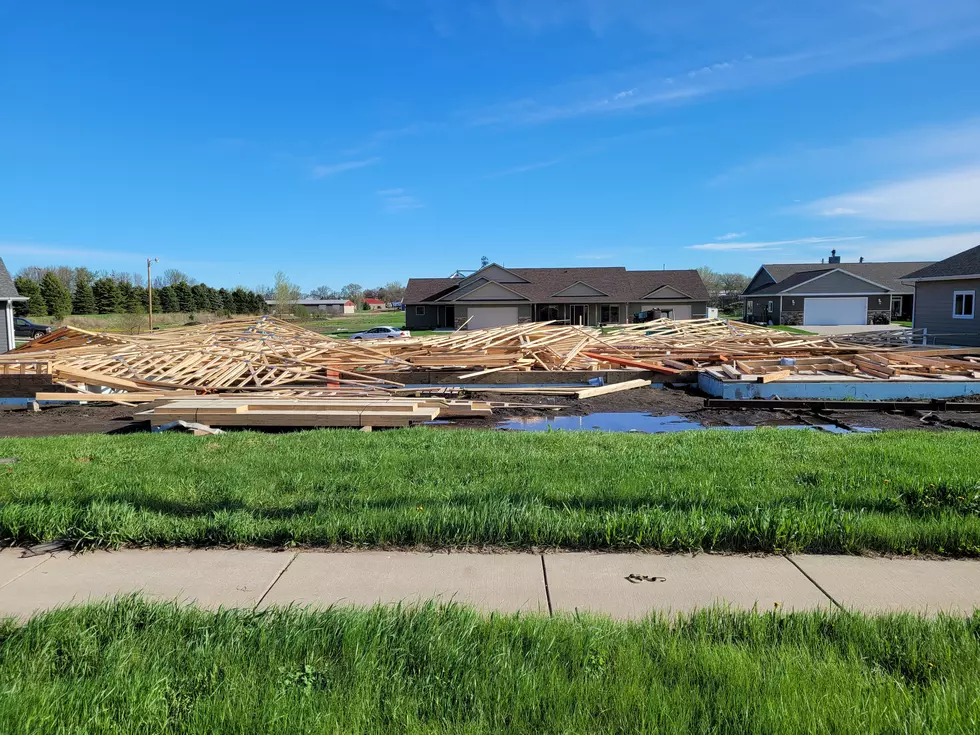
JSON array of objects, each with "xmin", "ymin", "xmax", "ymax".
[{"xmin": 147, "ymin": 258, "xmax": 158, "ymax": 330}]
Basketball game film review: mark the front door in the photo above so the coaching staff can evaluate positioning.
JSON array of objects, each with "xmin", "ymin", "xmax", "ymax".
[
  {"xmin": 570, "ymin": 304, "xmax": 588, "ymax": 325},
  {"xmin": 445, "ymin": 306, "xmax": 455, "ymax": 328}
]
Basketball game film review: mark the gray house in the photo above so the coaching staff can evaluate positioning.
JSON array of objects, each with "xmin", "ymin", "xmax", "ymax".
[
  {"xmin": 264, "ymin": 298, "xmax": 355, "ymax": 315},
  {"xmin": 404, "ymin": 264, "xmax": 709, "ymax": 330},
  {"xmin": 903, "ymin": 244, "xmax": 980, "ymax": 346},
  {"xmin": 740, "ymin": 251, "xmax": 933, "ymax": 327},
  {"xmin": 0, "ymin": 258, "xmax": 24, "ymax": 352}
]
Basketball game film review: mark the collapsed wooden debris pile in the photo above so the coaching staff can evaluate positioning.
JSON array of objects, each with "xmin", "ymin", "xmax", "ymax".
[{"xmin": 0, "ymin": 316, "xmax": 977, "ymax": 428}]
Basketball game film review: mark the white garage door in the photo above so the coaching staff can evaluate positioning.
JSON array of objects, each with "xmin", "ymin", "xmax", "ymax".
[
  {"xmin": 466, "ymin": 306, "xmax": 519, "ymax": 330},
  {"xmin": 668, "ymin": 305, "xmax": 693, "ymax": 320},
  {"xmin": 803, "ymin": 297, "xmax": 868, "ymax": 326}
]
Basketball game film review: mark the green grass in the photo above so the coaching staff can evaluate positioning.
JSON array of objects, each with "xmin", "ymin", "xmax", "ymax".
[
  {"xmin": 895, "ymin": 320, "xmax": 913, "ymax": 327},
  {"xmin": 297, "ymin": 310, "xmax": 406, "ymax": 334},
  {"xmin": 1, "ymin": 598, "xmax": 978, "ymax": 734},
  {"xmin": 1, "ymin": 430, "xmax": 979, "ymax": 554}
]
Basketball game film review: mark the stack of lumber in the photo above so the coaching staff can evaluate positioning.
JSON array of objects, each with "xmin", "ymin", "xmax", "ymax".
[{"xmin": 137, "ymin": 395, "xmax": 493, "ymax": 429}]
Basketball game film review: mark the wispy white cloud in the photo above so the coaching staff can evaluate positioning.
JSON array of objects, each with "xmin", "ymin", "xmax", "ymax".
[
  {"xmin": 482, "ymin": 158, "xmax": 564, "ymax": 179},
  {"xmin": 688, "ymin": 236, "xmax": 864, "ymax": 252},
  {"xmin": 311, "ymin": 157, "xmax": 381, "ymax": 179},
  {"xmin": 716, "ymin": 232, "xmax": 746, "ymax": 241},
  {"xmin": 802, "ymin": 166, "xmax": 980, "ymax": 225},
  {"xmin": 377, "ymin": 188, "xmax": 425, "ymax": 212},
  {"xmin": 711, "ymin": 116, "xmax": 980, "ymax": 187},
  {"xmin": 461, "ymin": 2, "xmax": 980, "ymax": 127},
  {"xmin": 835, "ymin": 231, "xmax": 980, "ymax": 262},
  {"xmin": 575, "ymin": 253, "xmax": 614, "ymax": 261}
]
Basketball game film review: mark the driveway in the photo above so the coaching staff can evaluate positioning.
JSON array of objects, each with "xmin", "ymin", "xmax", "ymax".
[{"xmin": 801, "ymin": 324, "xmax": 911, "ymax": 336}]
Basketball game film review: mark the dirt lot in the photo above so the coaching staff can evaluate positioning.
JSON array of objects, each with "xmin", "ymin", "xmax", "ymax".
[{"xmin": 1, "ymin": 386, "xmax": 977, "ymax": 437}]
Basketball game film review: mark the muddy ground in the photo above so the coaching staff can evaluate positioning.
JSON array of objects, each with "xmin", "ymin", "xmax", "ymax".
[{"xmin": 1, "ymin": 386, "xmax": 978, "ymax": 437}]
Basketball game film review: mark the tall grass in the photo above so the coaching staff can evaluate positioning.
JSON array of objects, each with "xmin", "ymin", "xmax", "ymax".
[
  {"xmin": 0, "ymin": 430, "xmax": 978, "ymax": 553},
  {"xmin": 0, "ymin": 598, "xmax": 977, "ymax": 734}
]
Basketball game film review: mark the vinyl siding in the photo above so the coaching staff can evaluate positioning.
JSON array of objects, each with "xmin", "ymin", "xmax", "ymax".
[
  {"xmin": 0, "ymin": 302, "xmax": 11, "ymax": 353},
  {"xmin": 782, "ymin": 269, "xmax": 889, "ymax": 295},
  {"xmin": 913, "ymin": 279, "xmax": 980, "ymax": 346}
]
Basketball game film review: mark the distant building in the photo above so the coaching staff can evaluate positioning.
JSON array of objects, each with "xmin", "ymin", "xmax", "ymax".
[
  {"xmin": 363, "ymin": 298, "xmax": 386, "ymax": 310},
  {"xmin": 740, "ymin": 250, "xmax": 933, "ymax": 326},
  {"xmin": 404, "ymin": 263, "xmax": 708, "ymax": 330},
  {"xmin": 264, "ymin": 298, "xmax": 355, "ymax": 315}
]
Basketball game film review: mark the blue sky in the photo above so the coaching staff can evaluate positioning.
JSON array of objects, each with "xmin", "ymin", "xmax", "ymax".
[{"xmin": 2, "ymin": 0, "xmax": 980, "ymax": 291}]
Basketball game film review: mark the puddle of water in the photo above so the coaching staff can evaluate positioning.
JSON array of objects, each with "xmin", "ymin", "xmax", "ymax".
[
  {"xmin": 498, "ymin": 413, "xmax": 701, "ymax": 433},
  {"xmin": 495, "ymin": 412, "xmax": 880, "ymax": 435}
]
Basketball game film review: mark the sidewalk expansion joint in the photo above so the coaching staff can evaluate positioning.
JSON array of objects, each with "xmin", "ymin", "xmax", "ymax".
[
  {"xmin": 0, "ymin": 554, "xmax": 53, "ymax": 591},
  {"xmin": 783, "ymin": 554, "xmax": 844, "ymax": 611},
  {"xmin": 255, "ymin": 552, "xmax": 298, "ymax": 610},
  {"xmin": 540, "ymin": 555, "xmax": 553, "ymax": 617}
]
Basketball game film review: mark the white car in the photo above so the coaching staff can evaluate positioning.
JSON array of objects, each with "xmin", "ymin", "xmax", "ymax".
[{"xmin": 349, "ymin": 326, "xmax": 412, "ymax": 340}]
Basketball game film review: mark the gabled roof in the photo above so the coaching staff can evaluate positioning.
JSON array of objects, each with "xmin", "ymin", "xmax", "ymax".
[
  {"xmin": 0, "ymin": 258, "xmax": 20, "ymax": 300},
  {"xmin": 404, "ymin": 267, "xmax": 708, "ymax": 304},
  {"xmin": 743, "ymin": 261, "xmax": 934, "ymax": 296},
  {"xmin": 363, "ymin": 298, "xmax": 385, "ymax": 304},
  {"xmin": 903, "ymin": 244, "xmax": 980, "ymax": 281}
]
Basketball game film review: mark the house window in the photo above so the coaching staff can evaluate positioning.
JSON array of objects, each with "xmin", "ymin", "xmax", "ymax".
[
  {"xmin": 746, "ymin": 300, "xmax": 753, "ymax": 311},
  {"xmin": 536, "ymin": 304, "xmax": 560, "ymax": 322},
  {"xmin": 599, "ymin": 305, "xmax": 620, "ymax": 323},
  {"xmin": 953, "ymin": 291, "xmax": 975, "ymax": 319},
  {"xmin": 415, "ymin": 305, "xmax": 426, "ymax": 316},
  {"xmin": 767, "ymin": 301, "xmax": 774, "ymax": 313},
  {"xmin": 891, "ymin": 296, "xmax": 902, "ymax": 316}
]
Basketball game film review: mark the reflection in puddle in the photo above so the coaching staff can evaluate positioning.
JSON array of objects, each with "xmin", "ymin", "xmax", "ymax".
[{"xmin": 496, "ymin": 412, "xmax": 879, "ymax": 435}]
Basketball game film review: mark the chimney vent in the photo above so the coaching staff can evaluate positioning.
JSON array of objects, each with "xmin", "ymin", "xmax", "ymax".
[
  {"xmin": 859, "ymin": 256, "xmax": 864, "ymax": 263},
  {"xmin": 828, "ymin": 249, "xmax": 841, "ymax": 264}
]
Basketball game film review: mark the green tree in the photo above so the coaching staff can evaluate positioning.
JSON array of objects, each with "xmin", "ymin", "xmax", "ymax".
[
  {"xmin": 92, "ymin": 277, "xmax": 122, "ymax": 314},
  {"xmin": 39, "ymin": 272, "xmax": 72, "ymax": 319},
  {"xmin": 72, "ymin": 281, "xmax": 96, "ymax": 314},
  {"xmin": 126, "ymin": 286, "xmax": 147, "ymax": 314},
  {"xmin": 174, "ymin": 281, "xmax": 195, "ymax": 312},
  {"xmin": 157, "ymin": 285, "xmax": 179, "ymax": 313},
  {"xmin": 14, "ymin": 277, "xmax": 46, "ymax": 317},
  {"xmin": 216, "ymin": 288, "xmax": 231, "ymax": 313},
  {"xmin": 231, "ymin": 287, "xmax": 250, "ymax": 314}
]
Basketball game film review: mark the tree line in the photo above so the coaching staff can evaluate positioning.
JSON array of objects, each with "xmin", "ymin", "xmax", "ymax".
[
  {"xmin": 13, "ymin": 265, "xmax": 266, "ymax": 320},
  {"xmin": 696, "ymin": 267, "xmax": 751, "ymax": 312}
]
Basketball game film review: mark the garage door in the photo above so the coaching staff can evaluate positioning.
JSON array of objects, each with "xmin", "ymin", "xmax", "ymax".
[
  {"xmin": 466, "ymin": 306, "xmax": 519, "ymax": 330},
  {"xmin": 803, "ymin": 297, "xmax": 868, "ymax": 326}
]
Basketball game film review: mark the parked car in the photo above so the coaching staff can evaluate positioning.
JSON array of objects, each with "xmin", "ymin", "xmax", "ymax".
[
  {"xmin": 13, "ymin": 317, "xmax": 53, "ymax": 339},
  {"xmin": 349, "ymin": 326, "xmax": 411, "ymax": 340}
]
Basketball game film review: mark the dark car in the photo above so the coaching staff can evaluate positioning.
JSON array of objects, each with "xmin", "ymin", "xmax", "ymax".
[{"xmin": 13, "ymin": 317, "xmax": 52, "ymax": 339}]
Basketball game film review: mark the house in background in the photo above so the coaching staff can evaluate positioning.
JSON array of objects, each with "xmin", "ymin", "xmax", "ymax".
[
  {"xmin": 740, "ymin": 251, "xmax": 933, "ymax": 327},
  {"xmin": 903, "ymin": 243, "xmax": 980, "ymax": 346},
  {"xmin": 404, "ymin": 264, "xmax": 708, "ymax": 330},
  {"xmin": 0, "ymin": 258, "xmax": 25, "ymax": 352},
  {"xmin": 264, "ymin": 298, "xmax": 355, "ymax": 315},
  {"xmin": 363, "ymin": 298, "xmax": 386, "ymax": 310}
]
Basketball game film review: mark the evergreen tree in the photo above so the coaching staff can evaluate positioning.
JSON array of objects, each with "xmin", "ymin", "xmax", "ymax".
[
  {"xmin": 125, "ymin": 285, "xmax": 146, "ymax": 313},
  {"xmin": 72, "ymin": 281, "xmax": 96, "ymax": 314},
  {"xmin": 174, "ymin": 281, "xmax": 194, "ymax": 312},
  {"xmin": 14, "ymin": 277, "xmax": 46, "ymax": 317},
  {"xmin": 157, "ymin": 285, "xmax": 179, "ymax": 313},
  {"xmin": 39, "ymin": 272, "xmax": 72, "ymax": 319},
  {"xmin": 231, "ymin": 287, "xmax": 248, "ymax": 314},
  {"xmin": 216, "ymin": 288, "xmax": 231, "ymax": 313},
  {"xmin": 92, "ymin": 277, "xmax": 122, "ymax": 314},
  {"xmin": 191, "ymin": 284, "xmax": 214, "ymax": 312}
]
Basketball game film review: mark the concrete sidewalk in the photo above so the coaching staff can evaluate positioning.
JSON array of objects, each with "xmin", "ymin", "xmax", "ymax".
[{"xmin": 1, "ymin": 548, "xmax": 979, "ymax": 620}]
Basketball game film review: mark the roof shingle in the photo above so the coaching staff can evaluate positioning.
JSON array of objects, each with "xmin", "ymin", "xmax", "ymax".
[
  {"xmin": 404, "ymin": 266, "xmax": 708, "ymax": 304},
  {"xmin": 903, "ymin": 244, "xmax": 980, "ymax": 280},
  {"xmin": 745, "ymin": 261, "xmax": 934, "ymax": 296},
  {"xmin": 0, "ymin": 258, "xmax": 20, "ymax": 300}
]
